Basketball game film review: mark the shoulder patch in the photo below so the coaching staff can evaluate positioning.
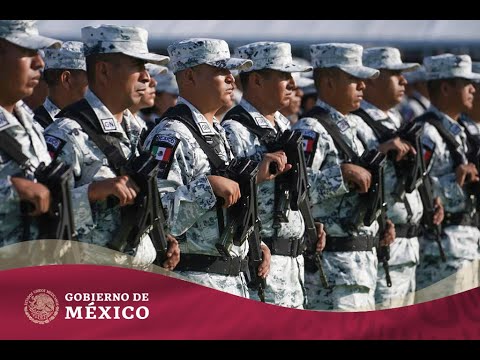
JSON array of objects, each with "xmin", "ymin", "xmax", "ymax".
[
  {"xmin": 150, "ymin": 134, "xmax": 181, "ymax": 179},
  {"xmin": 44, "ymin": 135, "xmax": 66, "ymax": 159},
  {"xmin": 422, "ymin": 138, "xmax": 436, "ymax": 167},
  {"xmin": 99, "ymin": 118, "xmax": 118, "ymax": 133},
  {"xmin": 297, "ymin": 129, "xmax": 319, "ymax": 167},
  {"xmin": 337, "ymin": 119, "xmax": 350, "ymax": 133}
]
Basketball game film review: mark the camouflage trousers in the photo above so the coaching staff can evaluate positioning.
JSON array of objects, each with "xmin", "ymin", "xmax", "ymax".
[
  {"xmin": 416, "ymin": 256, "xmax": 479, "ymax": 295},
  {"xmin": 175, "ymin": 269, "xmax": 250, "ymax": 298},
  {"xmin": 305, "ymin": 250, "xmax": 378, "ymax": 312},
  {"xmin": 375, "ymin": 236, "xmax": 420, "ymax": 310},
  {"xmin": 249, "ymin": 254, "xmax": 305, "ymax": 309}
]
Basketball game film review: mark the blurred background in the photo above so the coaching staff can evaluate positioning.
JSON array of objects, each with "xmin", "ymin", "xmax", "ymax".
[{"xmin": 37, "ymin": 20, "xmax": 480, "ymax": 62}]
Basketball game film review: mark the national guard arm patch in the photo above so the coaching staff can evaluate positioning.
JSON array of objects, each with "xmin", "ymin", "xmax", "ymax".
[
  {"xmin": 44, "ymin": 135, "xmax": 66, "ymax": 160},
  {"xmin": 150, "ymin": 134, "xmax": 180, "ymax": 179},
  {"xmin": 422, "ymin": 138, "xmax": 436, "ymax": 168},
  {"xmin": 298, "ymin": 129, "xmax": 319, "ymax": 167}
]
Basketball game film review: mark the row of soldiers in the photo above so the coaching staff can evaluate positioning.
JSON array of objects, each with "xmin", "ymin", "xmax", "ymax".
[{"xmin": 1, "ymin": 20, "xmax": 479, "ymax": 311}]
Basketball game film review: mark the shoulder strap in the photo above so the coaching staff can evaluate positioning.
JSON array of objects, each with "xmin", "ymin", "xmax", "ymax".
[
  {"xmin": 159, "ymin": 104, "xmax": 225, "ymax": 170},
  {"xmin": 33, "ymin": 106, "xmax": 53, "ymax": 129},
  {"xmin": 353, "ymin": 108, "xmax": 395, "ymax": 141},
  {"xmin": 223, "ymin": 105, "xmax": 275, "ymax": 144},
  {"xmin": 303, "ymin": 106, "xmax": 359, "ymax": 161},
  {"xmin": 416, "ymin": 111, "xmax": 464, "ymax": 168},
  {"xmin": 58, "ymin": 99, "xmax": 128, "ymax": 175},
  {"xmin": 0, "ymin": 131, "xmax": 32, "ymax": 169}
]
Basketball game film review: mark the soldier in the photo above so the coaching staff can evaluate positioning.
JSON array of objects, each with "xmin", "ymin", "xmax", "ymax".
[
  {"xmin": 354, "ymin": 47, "xmax": 443, "ymax": 309},
  {"xmin": 128, "ymin": 63, "xmax": 167, "ymax": 136},
  {"xmin": 397, "ymin": 65, "xmax": 431, "ymax": 124},
  {"xmin": 34, "ymin": 41, "xmax": 88, "ymax": 129},
  {"xmin": 145, "ymin": 70, "xmax": 179, "ymax": 132},
  {"xmin": 44, "ymin": 24, "xmax": 179, "ymax": 270},
  {"xmin": 292, "ymin": 43, "xmax": 396, "ymax": 311},
  {"xmin": 280, "ymin": 72, "xmax": 314, "ymax": 126},
  {"xmin": 222, "ymin": 41, "xmax": 326, "ymax": 308},
  {"xmin": 143, "ymin": 38, "xmax": 274, "ymax": 297},
  {"xmin": 415, "ymin": 54, "xmax": 480, "ymax": 291},
  {"xmin": 0, "ymin": 20, "xmax": 61, "ymax": 245}
]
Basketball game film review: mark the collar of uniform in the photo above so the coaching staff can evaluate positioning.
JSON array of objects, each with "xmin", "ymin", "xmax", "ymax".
[
  {"xmin": 84, "ymin": 89, "xmax": 124, "ymax": 134},
  {"xmin": 177, "ymin": 96, "xmax": 218, "ymax": 136},
  {"xmin": 460, "ymin": 113, "xmax": 480, "ymax": 134},
  {"xmin": 429, "ymin": 104, "xmax": 465, "ymax": 137},
  {"xmin": 314, "ymin": 98, "xmax": 354, "ymax": 132},
  {"xmin": 0, "ymin": 104, "xmax": 22, "ymax": 132},
  {"xmin": 43, "ymin": 97, "xmax": 62, "ymax": 120},
  {"xmin": 360, "ymin": 100, "xmax": 388, "ymax": 120},
  {"xmin": 240, "ymin": 98, "xmax": 287, "ymax": 133}
]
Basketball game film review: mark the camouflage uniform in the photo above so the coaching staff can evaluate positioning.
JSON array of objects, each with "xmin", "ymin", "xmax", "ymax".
[
  {"xmin": 143, "ymin": 38, "xmax": 253, "ymax": 297},
  {"xmin": 418, "ymin": 106, "xmax": 480, "ymax": 290},
  {"xmin": 414, "ymin": 52, "xmax": 480, "ymax": 293},
  {"xmin": 460, "ymin": 114, "xmax": 480, "ymax": 137},
  {"xmin": 43, "ymin": 24, "xmax": 170, "ymax": 269},
  {"xmin": 356, "ymin": 101, "xmax": 422, "ymax": 309},
  {"xmin": 357, "ymin": 47, "xmax": 422, "ymax": 309},
  {"xmin": 220, "ymin": 41, "xmax": 313, "ymax": 308},
  {"xmin": 0, "ymin": 20, "xmax": 61, "ymax": 246},
  {"xmin": 292, "ymin": 43, "xmax": 382, "ymax": 311}
]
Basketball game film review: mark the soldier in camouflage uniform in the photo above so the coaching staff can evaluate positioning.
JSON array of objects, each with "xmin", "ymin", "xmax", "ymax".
[
  {"xmin": 0, "ymin": 20, "xmax": 61, "ymax": 246},
  {"xmin": 292, "ymin": 43, "xmax": 396, "ymax": 311},
  {"xmin": 416, "ymin": 54, "xmax": 480, "ymax": 291},
  {"xmin": 34, "ymin": 41, "xmax": 88, "ymax": 129},
  {"xmin": 356, "ymin": 47, "xmax": 443, "ymax": 309},
  {"xmin": 143, "ymin": 38, "xmax": 275, "ymax": 297},
  {"xmin": 222, "ymin": 41, "xmax": 326, "ymax": 309},
  {"xmin": 44, "ymin": 24, "xmax": 179, "ymax": 270}
]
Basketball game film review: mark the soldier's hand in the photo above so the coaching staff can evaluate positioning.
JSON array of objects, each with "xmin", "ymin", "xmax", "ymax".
[
  {"xmin": 341, "ymin": 163, "xmax": 372, "ymax": 193},
  {"xmin": 207, "ymin": 175, "xmax": 241, "ymax": 208},
  {"xmin": 88, "ymin": 175, "xmax": 140, "ymax": 206},
  {"xmin": 456, "ymin": 163, "xmax": 479, "ymax": 187},
  {"xmin": 315, "ymin": 222, "xmax": 326, "ymax": 252},
  {"xmin": 432, "ymin": 196, "xmax": 444, "ymax": 225},
  {"xmin": 162, "ymin": 234, "xmax": 180, "ymax": 270},
  {"xmin": 256, "ymin": 151, "xmax": 292, "ymax": 183},
  {"xmin": 379, "ymin": 137, "xmax": 416, "ymax": 161},
  {"xmin": 11, "ymin": 177, "xmax": 51, "ymax": 216},
  {"xmin": 258, "ymin": 243, "xmax": 271, "ymax": 279},
  {"xmin": 379, "ymin": 219, "xmax": 396, "ymax": 246}
]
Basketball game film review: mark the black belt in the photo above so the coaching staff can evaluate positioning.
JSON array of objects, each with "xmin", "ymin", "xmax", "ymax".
[
  {"xmin": 175, "ymin": 253, "xmax": 248, "ymax": 276},
  {"xmin": 443, "ymin": 212, "xmax": 476, "ymax": 227},
  {"xmin": 323, "ymin": 234, "xmax": 378, "ymax": 252},
  {"xmin": 262, "ymin": 236, "xmax": 304, "ymax": 257},
  {"xmin": 395, "ymin": 223, "xmax": 420, "ymax": 238}
]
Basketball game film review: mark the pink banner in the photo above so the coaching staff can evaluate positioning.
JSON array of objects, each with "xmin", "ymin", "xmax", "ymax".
[{"xmin": 1, "ymin": 265, "xmax": 478, "ymax": 340}]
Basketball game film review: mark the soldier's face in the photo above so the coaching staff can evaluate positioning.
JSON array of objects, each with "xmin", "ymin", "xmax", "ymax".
[
  {"xmin": 456, "ymin": 79, "xmax": 475, "ymax": 111},
  {"xmin": 331, "ymin": 71, "xmax": 365, "ymax": 114},
  {"xmin": 191, "ymin": 64, "xmax": 235, "ymax": 109},
  {"xmin": 0, "ymin": 39, "xmax": 44, "ymax": 103},
  {"xmin": 105, "ymin": 54, "xmax": 150, "ymax": 108},
  {"xmin": 259, "ymin": 70, "xmax": 295, "ymax": 110},
  {"xmin": 139, "ymin": 75, "xmax": 157, "ymax": 108},
  {"xmin": 377, "ymin": 70, "xmax": 406, "ymax": 107}
]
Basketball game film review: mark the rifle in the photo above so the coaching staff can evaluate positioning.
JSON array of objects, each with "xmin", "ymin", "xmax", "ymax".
[
  {"xmin": 107, "ymin": 152, "xmax": 168, "ymax": 266},
  {"xmin": 391, "ymin": 121, "xmax": 425, "ymax": 199},
  {"xmin": 266, "ymin": 130, "xmax": 329, "ymax": 289},
  {"xmin": 22, "ymin": 160, "xmax": 78, "ymax": 241},
  {"xmin": 214, "ymin": 158, "xmax": 266, "ymax": 302},
  {"xmin": 352, "ymin": 149, "xmax": 391, "ymax": 286}
]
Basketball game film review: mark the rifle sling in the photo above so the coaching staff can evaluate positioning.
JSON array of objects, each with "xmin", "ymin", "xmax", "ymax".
[{"xmin": 57, "ymin": 99, "xmax": 128, "ymax": 176}]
